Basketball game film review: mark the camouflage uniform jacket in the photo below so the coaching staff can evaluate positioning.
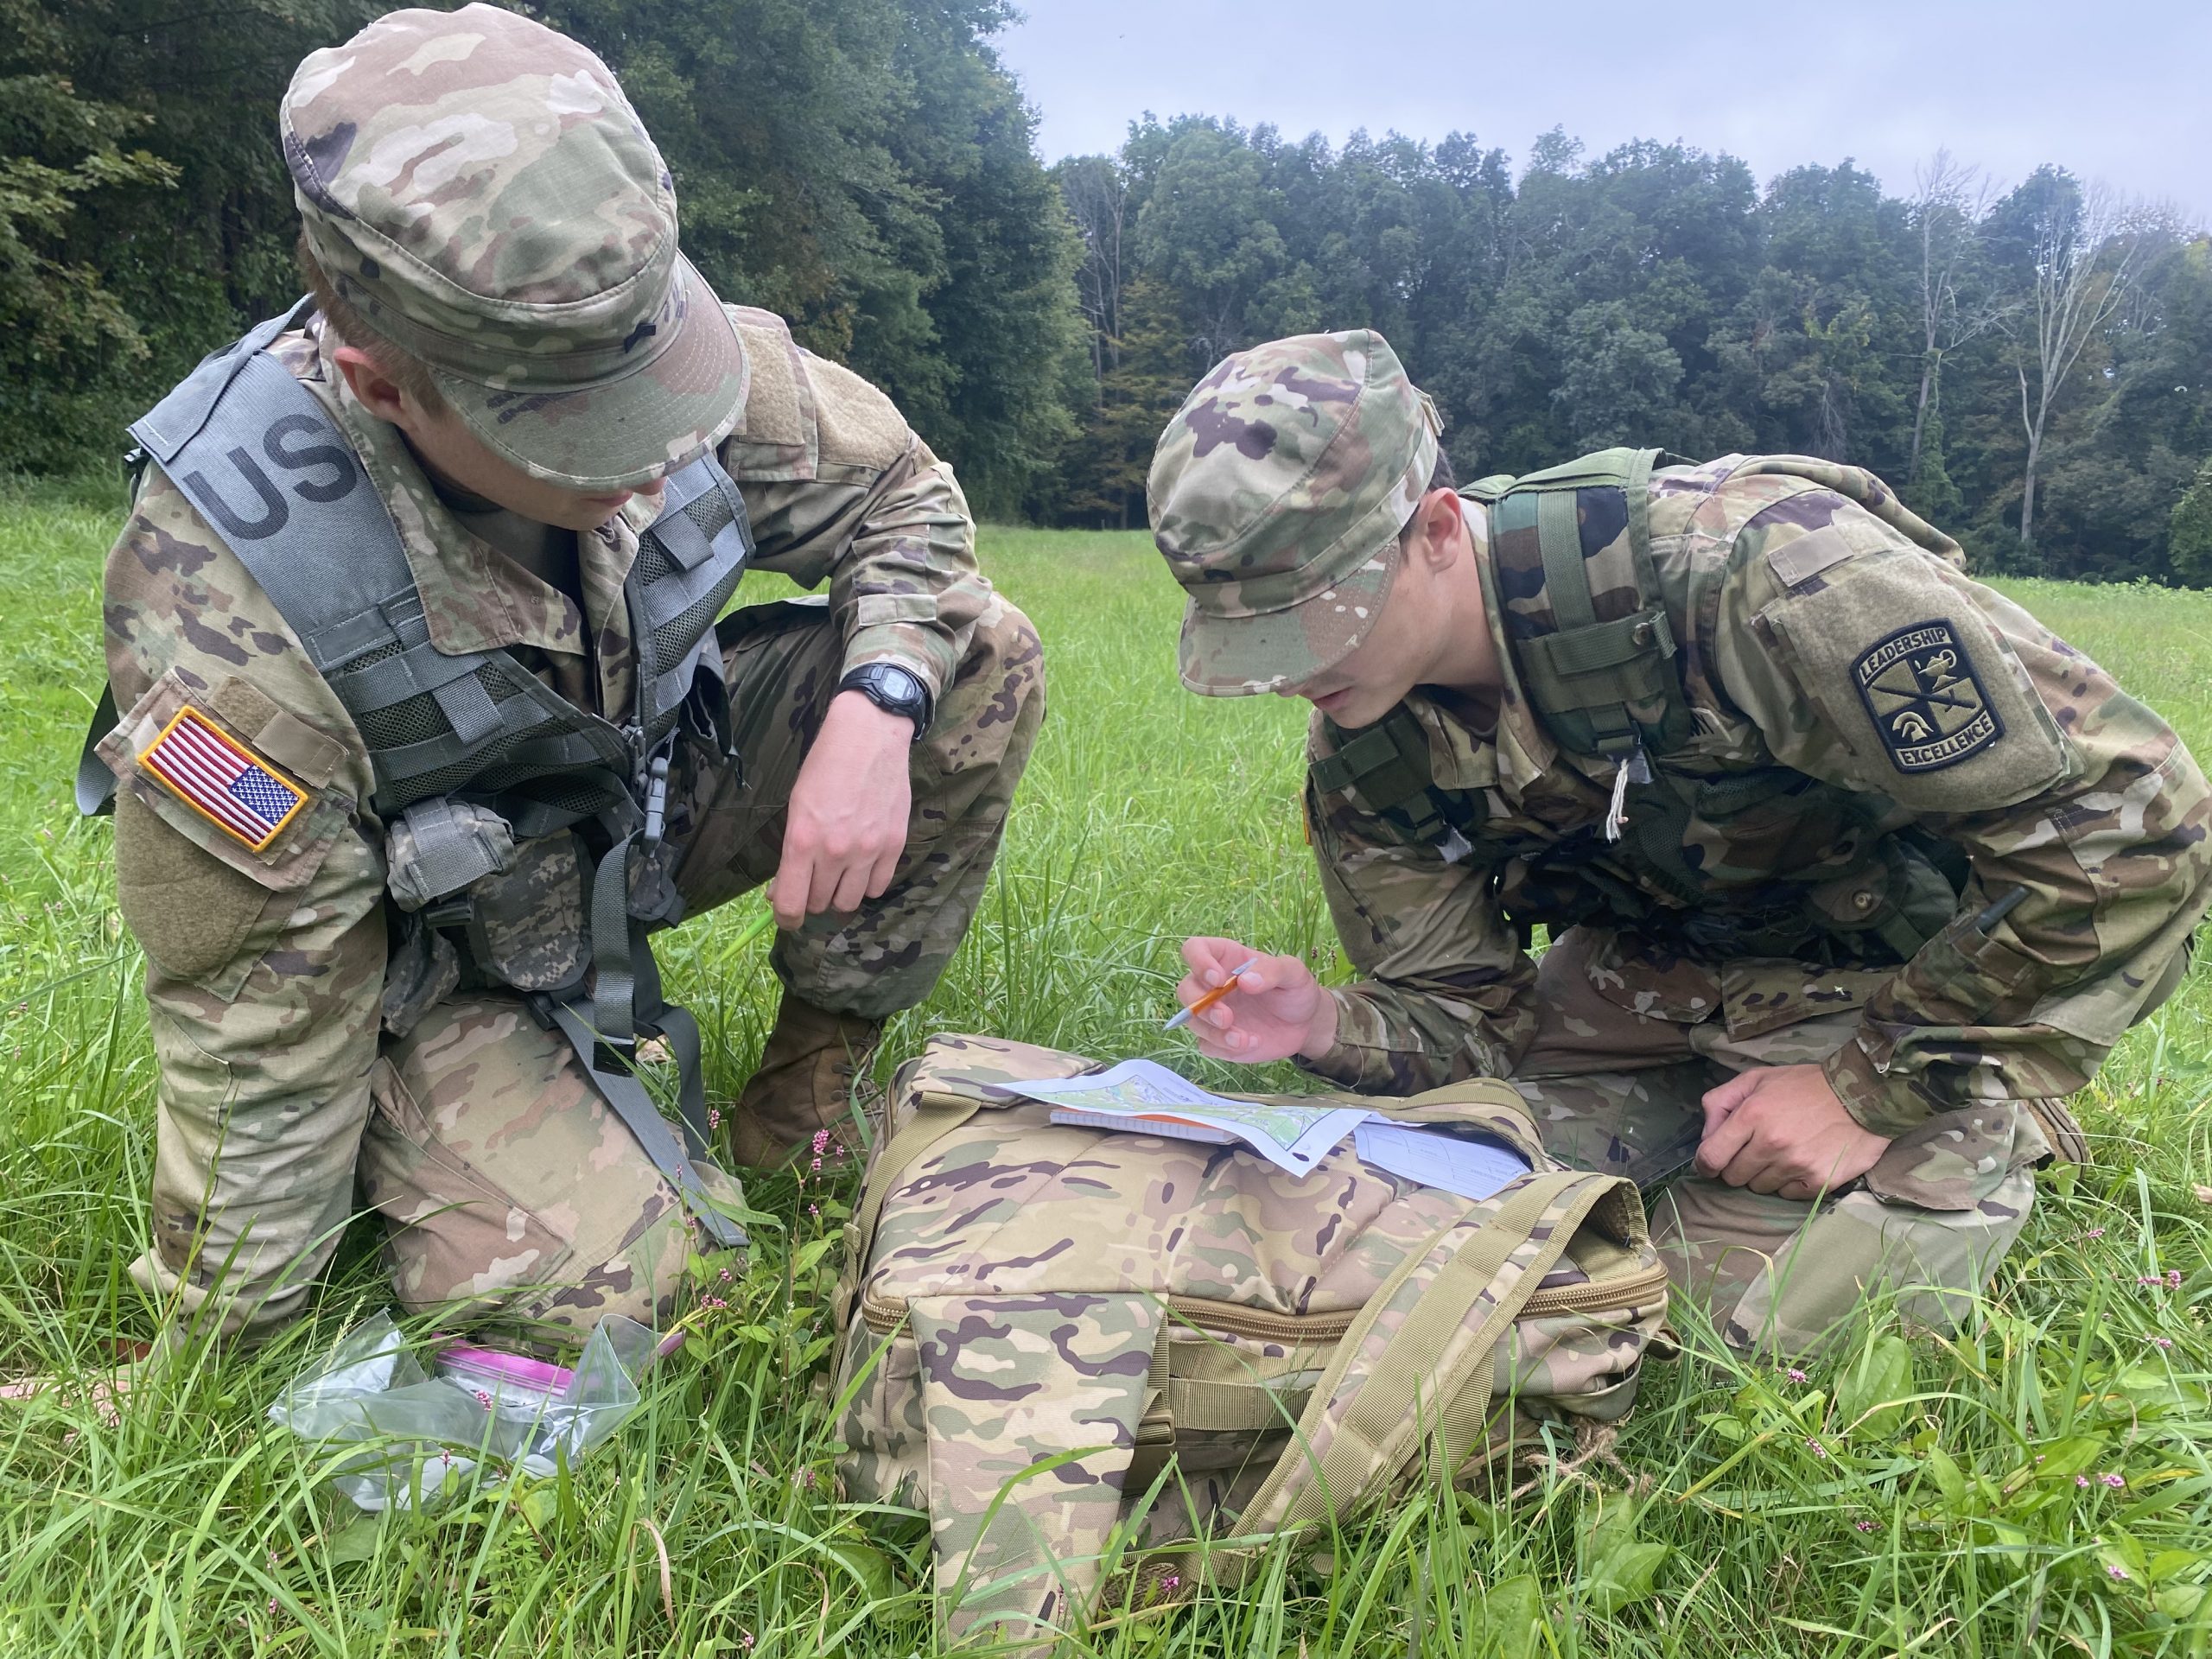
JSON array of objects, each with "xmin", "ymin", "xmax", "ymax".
[
  {"xmin": 99, "ymin": 308, "xmax": 993, "ymax": 1240},
  {"xmin": 1302, "ymin": 455, "xmax": 2212, "ymax": 1135}
]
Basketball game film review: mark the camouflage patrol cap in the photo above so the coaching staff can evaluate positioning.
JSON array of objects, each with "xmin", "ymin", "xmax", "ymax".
[
  {"xmin": 1147, "ymin": 330, "xmax": 1441, "ymax": 696},
  {"xmin": 281, "ymin": 4, "xmax": 747, "ymax": 492}
]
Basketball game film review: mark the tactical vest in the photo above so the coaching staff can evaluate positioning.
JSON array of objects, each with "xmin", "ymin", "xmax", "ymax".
[
  {"xmin": 79, "ymin": 301, "xmax": 749, "ymax": 1248},
  {"xmin": 1310, "ymin": 448, "xmax": 1966, "ymax": 966}
]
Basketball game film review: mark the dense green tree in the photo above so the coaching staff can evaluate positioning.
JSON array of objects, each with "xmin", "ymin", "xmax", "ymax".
[
  {"xmin": 3, "ymin": 1, "xmax": 2203, "ymax": 567},
  {"xmin": 1050, "ymin": 118, "xmax": 2203, "ymax": 582},
  {"xmin": 0, "ymin": 0, "xmax": 1078, "ymax": 510},
  {"xmin": 0, "ymin": 0, "xmax": 390, "ymax": 471}
]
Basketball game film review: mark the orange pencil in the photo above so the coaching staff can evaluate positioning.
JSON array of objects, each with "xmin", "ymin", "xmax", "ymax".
[{"xmin": 1164, "ymin": 956, "xmax": 1261, "ymax": 1033}]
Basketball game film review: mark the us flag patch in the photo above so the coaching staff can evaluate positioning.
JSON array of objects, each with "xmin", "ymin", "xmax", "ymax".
[{"xmin": 137, "ymin": 706, "xmax": 307, "ymax": 852}]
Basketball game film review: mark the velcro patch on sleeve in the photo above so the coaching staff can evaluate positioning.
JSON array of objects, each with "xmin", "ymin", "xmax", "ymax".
[
  {"xmin": 137, "ymin": 705, "xmax": 308, "ymax": 852},
  {"xmin": 1759, "ymin": 551, "xmax": 2069, "ymax": 811}
]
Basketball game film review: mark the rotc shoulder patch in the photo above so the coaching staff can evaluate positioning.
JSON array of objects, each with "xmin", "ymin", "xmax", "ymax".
[
  {"xmin": 137, "ymin": 705, "xmax": 308, "ymax": 852},
  {"xmin": 1852, "ymin": 621, "xmax": 2003, "ymax": 774}
]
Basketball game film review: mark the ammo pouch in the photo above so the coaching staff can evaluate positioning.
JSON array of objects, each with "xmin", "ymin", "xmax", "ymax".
[
  {"xmin": 835, "ymin": 1035, "xmax": 1669, "ymax": 1646},
  {"xmin": 385, "ymin": 798, "xmax": 517, "ymax": 912}
]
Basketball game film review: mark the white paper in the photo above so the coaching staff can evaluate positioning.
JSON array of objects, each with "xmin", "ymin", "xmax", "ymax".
[
  {"xmin": 1003, "ymin": 1059, "xmax": 1368, "ymax": 1176},
  {"xmin": 1352, "ymin": 1121, "xmax": 1531, "ymax": 1202}
]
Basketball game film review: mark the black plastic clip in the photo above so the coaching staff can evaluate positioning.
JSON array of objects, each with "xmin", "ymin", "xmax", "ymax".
[{"xmin": 641, "ymin": 753, "xmax": 671, "ymax": 848}]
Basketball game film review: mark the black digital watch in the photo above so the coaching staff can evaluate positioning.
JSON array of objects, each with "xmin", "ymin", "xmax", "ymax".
[{"xmin": 837, "ymin": 662, "xmax": 933, "ymax": 741}]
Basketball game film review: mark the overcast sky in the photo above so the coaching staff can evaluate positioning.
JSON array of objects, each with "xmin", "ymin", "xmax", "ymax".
[{"xmin": 995, "ymin": 0, "xmax": 2212, "ymax": 224}]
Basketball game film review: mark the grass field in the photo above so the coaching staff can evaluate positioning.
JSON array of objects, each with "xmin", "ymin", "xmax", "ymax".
[{"xmin": 1, "ymin": 478, "xmax": 2209, "ymax": 1656}]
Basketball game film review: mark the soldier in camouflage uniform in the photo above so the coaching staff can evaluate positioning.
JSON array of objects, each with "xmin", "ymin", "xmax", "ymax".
[
  {"xmin": 92, "ymin": 5, "xmax": 1042, "ymax": 1341},
  {"xmin": 1149, "ymin": 330, "xmax": 2209, "ymax": 1356}
]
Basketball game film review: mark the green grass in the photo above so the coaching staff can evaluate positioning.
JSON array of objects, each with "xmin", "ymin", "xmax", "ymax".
[{"xmin": 1, "ymin": 483, "xmax": 2209, "ymax": 1656}]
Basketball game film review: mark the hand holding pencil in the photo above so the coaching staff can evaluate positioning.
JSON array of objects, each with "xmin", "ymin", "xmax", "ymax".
[{"xmin": 1171, "ymin": 937, "xmax": 1340, "ymax": 1065}]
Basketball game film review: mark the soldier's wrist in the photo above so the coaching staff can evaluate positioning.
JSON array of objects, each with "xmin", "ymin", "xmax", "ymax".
[{"xmin": 1294, "ymin": 988, "xmax": 1344, "ymax": 1065}]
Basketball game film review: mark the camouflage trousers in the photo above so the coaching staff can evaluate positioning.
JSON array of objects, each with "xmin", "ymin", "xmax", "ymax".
[
  {"xmin": 1512, "ymin": 928, "xmax": 2047, "ymax": 1357},
  {"xmin": 357, "ymin": 594, "xmax": 1044, "ymax": 1336}
]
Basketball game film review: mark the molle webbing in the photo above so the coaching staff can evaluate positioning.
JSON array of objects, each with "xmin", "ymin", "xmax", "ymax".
[
  {"xmin": 1309, "ymin": 709, "xmax": 1478, "ymax": 846},
  {"xmin": 1484, "ymin": 447, "xmax": 1688, "ymax": 761}
]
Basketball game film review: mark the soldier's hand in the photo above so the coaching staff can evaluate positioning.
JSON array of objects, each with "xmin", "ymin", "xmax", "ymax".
[
  {"xmin": 773, "ymin": 690, "xmax": 914, "ymax": 928},
  {"xmin": 1176, "ymin": 938, "xmax": 1338, "ymax": 1065},
  {"xmin": 1694, "ymin": 1064, "xmax": 1890, "ymax": 1199}
]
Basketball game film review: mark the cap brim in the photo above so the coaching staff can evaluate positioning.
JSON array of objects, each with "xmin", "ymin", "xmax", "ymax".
[
  {"xmin": 1176, "ymin": 537, "xmax": 1401, "ymax": 696},
  {"xmin": 430, "ymin": 256, "xmax": 749, "ymax": 492}
]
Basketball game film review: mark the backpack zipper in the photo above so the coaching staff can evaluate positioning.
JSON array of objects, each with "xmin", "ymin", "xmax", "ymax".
[{"xmin": 857, "ymin": 1260, "xmax": 1669, "ymax": 1338}]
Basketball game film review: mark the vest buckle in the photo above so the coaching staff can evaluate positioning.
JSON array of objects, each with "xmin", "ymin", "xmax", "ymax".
[{"xmin": 641, "ymin": 752, "xmax": 672, "ymax": 848}]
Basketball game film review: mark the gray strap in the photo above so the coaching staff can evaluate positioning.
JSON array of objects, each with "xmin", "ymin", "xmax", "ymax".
[
  {"xmin": 137, "ymin": 351, "xmax": 415, "ymax": 652},
  {"xmin": 589, "ymin": 835, "xmax": 641, "ymax": 1046},
  {"xmin": 543, "ymin": 998, "xmax": 745, "ymax": 1249},
  {"xmin": 130, "ymin": 296, "xmax": 315, "ymax": 464},
  {"xmin": 334, "ymin": 635, "xmax": 499, "ymax": 712},
  {"xmin": 76, "ymin": 683, "xmax": 120, "ymax": 817},
  {"xmin": 632, "ymin": 454, "xmax": 754, "ymax": 726},
  {"xmin": 430, "ymin": 672, "xmax": 503, "ymax": 745}
]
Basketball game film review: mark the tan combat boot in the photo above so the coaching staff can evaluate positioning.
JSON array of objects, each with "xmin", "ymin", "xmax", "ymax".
[
  {"xmin": 728, "ymin": 997, "xmax": 884, "ymax": 1170},
  {"xmin": 2026, "ymin": 1096, "xmax": 2088, "ymax": 1166}
]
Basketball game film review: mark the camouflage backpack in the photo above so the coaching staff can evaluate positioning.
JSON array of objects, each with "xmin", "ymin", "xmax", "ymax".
[{"xmin": 831, "ymin": 1034, "xmax": 1669, "ymax": 1645}]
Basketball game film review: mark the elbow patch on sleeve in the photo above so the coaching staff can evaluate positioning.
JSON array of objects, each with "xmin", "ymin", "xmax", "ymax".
[{"xmin": 1757, "ymin": 539, "xmax": 2070, "ymax": 811}]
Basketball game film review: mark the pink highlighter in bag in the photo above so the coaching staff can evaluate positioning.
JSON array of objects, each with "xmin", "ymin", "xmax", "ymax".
[{"xmin": 433, "ymin": 1342, "xmax": 576, "ymax": 1412}]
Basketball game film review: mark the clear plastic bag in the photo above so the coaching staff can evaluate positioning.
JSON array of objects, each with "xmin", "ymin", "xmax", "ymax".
[{"xmin": 268, "ymin": 1311, "xmax": 662, "ymax": 1510}]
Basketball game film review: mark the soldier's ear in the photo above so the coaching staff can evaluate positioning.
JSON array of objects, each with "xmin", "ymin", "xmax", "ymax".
[
  {"xmin": 1405, "ymin": 487, "xmax": 1464, "ymax": 571},
  {"xmin": 333, "ymin": 344, "xmax": 410, "ymax": 424}
]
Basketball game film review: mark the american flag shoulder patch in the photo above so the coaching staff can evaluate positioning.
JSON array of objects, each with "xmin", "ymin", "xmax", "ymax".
[{"xmin": 137, "ymin": 705, "xmax": 308, "ymax": 853}]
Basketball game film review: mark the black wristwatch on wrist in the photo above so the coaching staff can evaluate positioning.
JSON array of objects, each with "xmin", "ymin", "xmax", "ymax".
[{"xmin": 837, "ymin": 662, "xmax": 933, "ymax": 741}]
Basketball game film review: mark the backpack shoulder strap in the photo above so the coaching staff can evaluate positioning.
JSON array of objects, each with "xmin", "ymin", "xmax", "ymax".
[
  {"xmin": 1201, "ymin": 1168, "xmax": 1628, "ymax": 1577},
  {"xmin": 1487, "ymin": 446, "xmax": 1691, "ymax": 765}
]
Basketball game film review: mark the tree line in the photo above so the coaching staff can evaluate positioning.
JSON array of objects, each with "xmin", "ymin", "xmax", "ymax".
[{"xmin": 5, "ymin": 1, "xmax": 2209, "ymax": 582}]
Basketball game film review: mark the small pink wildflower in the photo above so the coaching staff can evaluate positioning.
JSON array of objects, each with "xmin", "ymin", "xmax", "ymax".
[
  {"xmin": 474, "ymin": 1388, "xmax": 493, "ymax": 1410},
  {"xmin": 1786, "ymin": 1367, "xmax": 1808, "ymax": 1383},
  {"xmin": 1853, "ymin": 1519, "xmax": 1876, "ymax": 1533},
  {"xmin": 1806, "ymin": 1437, "xmax": 1828, "ymax": 1459},
  {"xmin": 2151, "ymin": 1336, "xmax": 2173, "ymax": 1350},
  {"xmin": 2108, "ymin": 1565, "xmax": 2130, "ymax": 1580},
  {"xmin": 268, "ymin": 1598, "xmax": 278, "ymax": 1614},
  {"xmin": 2101, "ymin": 1472, "xmax": 2126, "ymax": 1489},
  {"xmin": 719, "ymin": 1266, "xmax": 734, "ymax": 1282},
  {"xmin": 708, "ymin": 1107, "xmax": 721, "ymax": 1131},
  {"xmin": 2168, "ymin": 1268, "xmax": 2183, "ymax": 1288},
  {"xmin": 2077, "ymin": 1475, "xmax": 2092, "ymax": 1488},
  {"xmin": 2084, "ymin": 1227, "xmax": 2105, "ymax": 1239}
]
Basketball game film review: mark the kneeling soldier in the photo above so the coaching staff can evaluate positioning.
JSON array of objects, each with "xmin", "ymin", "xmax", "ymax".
[
  {"xmin": 83, "ymin": 5, "xmax": 1043, "ymax": 1342},
  {"xmin": 1150, "ymin": 330, "xmax": 2207, "ymax": 1356}
]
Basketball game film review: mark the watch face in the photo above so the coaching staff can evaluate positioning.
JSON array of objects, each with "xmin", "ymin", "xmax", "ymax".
[{"xmin": 880, "ymin": 666, "xmax": 922, "ymax": 702}]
